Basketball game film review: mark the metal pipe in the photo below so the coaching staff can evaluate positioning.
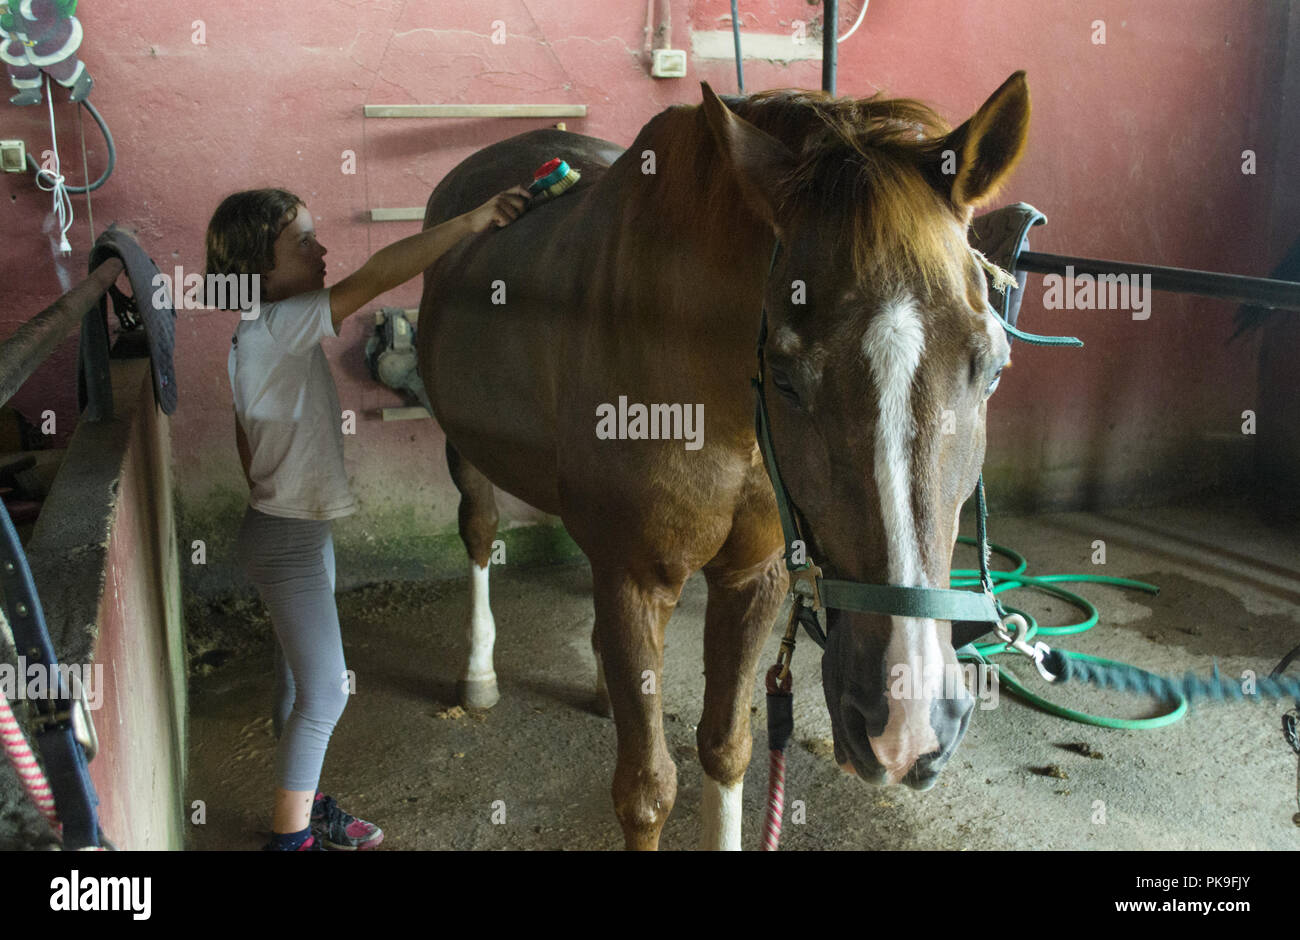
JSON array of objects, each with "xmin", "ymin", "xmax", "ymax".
[
  {"xmin": 0, "ymin": 257, "xmax": 123, "ymax": 409},
  {"xmin": 822, "ymin": 0, "xmax": 838, "ymax": 95},
  {"xmin": 731, "ymin": 0, "xmax": 744, "ymax": 93},
  {"xmin": 1016, "ymin": 250, "xmax": 1300, "ymax": 312},
  {"xmin": 654, "ymin": 0, "xmax": 671, "ymax": 50}
]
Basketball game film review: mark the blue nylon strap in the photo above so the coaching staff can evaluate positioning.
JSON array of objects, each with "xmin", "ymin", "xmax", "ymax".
[
  {"xmin": 0, "ymin": 501, "xmax": 102, "ymax": 849},
  {"xmin": 34, "ymin": 727, "xmax": 101, "ymax": 849}
]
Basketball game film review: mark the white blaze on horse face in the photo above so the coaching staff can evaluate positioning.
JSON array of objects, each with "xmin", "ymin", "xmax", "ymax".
[
  {"xmin": 861, "ymin": 295, "xmax": 925, "ymax": 586},
  {"xmin": 861, "ymin": 295, "xmax": 942, "ymax": 782},
  {"xmin": 699, "ymin": 776, "xmax": 743, "ymax": 851}
]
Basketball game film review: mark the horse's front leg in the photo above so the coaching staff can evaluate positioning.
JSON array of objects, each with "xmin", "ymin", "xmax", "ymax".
[
  {"xmin": 697, "ymin": 546, "xmax": 788, "ymax": 850},
  {"xmin": 591, "ymin": 563, "xmax": 683, "ymax": 850}
]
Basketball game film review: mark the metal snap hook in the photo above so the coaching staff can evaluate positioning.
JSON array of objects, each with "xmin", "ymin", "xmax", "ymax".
[
  {"xmin": 72, "ymin": 690, "xmax": 98, "ymax": 761},
  {"xmin": 787, "ymin": 563, "xmax": 823, "ymax": 611},
  {"xmin": 996, "ymin": 612, "xmax": 1057, "ymax": 682},
  {"xmin": 993, "ymin": 612, "xmax": 1029, "ymax": 647}
]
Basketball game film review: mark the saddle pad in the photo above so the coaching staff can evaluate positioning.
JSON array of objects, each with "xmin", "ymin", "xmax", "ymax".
[
  {"xmin": 86, "ymin": 223, "xmax": 178, "ymax": 415},
  {"xmin": 968, "ymin": 202, "xmax": 1047, "ymax": 342}
]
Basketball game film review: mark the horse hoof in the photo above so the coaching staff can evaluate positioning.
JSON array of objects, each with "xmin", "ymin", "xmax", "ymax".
[{"xmin": 458, "ymin": 676, "xmax": 500, "ymax": 709}]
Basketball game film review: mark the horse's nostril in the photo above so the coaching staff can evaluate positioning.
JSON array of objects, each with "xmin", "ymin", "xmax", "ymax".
[
  {"xmin": 947, "ymin": 693, "xmax": 977, "ymax": 723},
  {"xmin": 904, "ymin": 750, "xmax": 951, "ymax": 790},
  {"xmin": 843, "ymin": 687, "xmax": 890, "ymax": 738},
  {"xmin": 907, "ymin": 767, "xmax": 942, "ymax": 791},
  {"xmin": 913, "ymin": 751, "xmax": 942, "ymax": 776}
]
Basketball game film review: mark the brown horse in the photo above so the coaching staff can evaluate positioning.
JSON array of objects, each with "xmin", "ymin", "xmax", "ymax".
[{"xmin": 417, "ymin": 72, "xmax": 1029, "ymax": 850}]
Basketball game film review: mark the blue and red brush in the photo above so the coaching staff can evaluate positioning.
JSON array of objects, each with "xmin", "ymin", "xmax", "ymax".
[{"xmin": 527, "ymin": 158, "xmax": 580, "ymax": 202}]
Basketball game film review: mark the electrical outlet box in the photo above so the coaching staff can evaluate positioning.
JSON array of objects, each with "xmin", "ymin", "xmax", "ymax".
[
  {"xmin": 650, "ymin": 48, "xmax": 687, "ymax": 79},
  {"xmin": 0, "ymin": 140, "xmax": 25, "ymax": 173}
]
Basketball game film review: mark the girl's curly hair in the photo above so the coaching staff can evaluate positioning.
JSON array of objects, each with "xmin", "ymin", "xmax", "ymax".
[{"xmin": 204, "ymin": 189, "xmax": 303, "ymax": 308}]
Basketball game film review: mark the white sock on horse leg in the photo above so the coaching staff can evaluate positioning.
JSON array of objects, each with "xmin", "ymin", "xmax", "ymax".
[
  {"xmin": 699, "ymin": 776, "xmax": 743, "ymax": 851},
  {"xmin": 460, "ymin": 561, "xmax": 499, "ymax": 708}
]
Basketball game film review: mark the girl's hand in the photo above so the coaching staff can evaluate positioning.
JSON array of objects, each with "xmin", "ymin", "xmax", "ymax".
[{"xmin": 464, "ymin": 186, "xmax": 531, "ymax": 234}]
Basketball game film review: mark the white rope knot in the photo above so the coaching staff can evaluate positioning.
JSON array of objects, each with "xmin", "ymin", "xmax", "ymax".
[
  {"xmin": 970, "ymin": 246, "xmax": 1019, "ymax": 293},
  {"xmin": 35, "ymin": 168, "xmax": 66, "ymax": 189}
]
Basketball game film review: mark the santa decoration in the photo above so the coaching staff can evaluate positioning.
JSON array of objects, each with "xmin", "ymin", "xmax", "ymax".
[{"xmin": 1, "ymin": 0, "xmax": 93, "ymax": 106}]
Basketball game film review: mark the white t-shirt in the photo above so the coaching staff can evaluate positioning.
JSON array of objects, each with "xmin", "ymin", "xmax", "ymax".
[{"xmin": 227, "ymin": 288, "xmax": 358, "ymax": 520}]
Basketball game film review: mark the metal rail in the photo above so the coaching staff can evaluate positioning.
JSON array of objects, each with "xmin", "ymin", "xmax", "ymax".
[
  {"xmin": 1017, "ymin": 250, "xmax": 1300, "ymax": 312},
  {"xmin": 0, "ymin": 257, "xmax": 123, "ymax": 410}
]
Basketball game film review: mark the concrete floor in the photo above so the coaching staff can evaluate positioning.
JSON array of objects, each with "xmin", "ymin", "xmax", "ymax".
[{"xmin": 186, "ymin": 498, "xmax": 1300, "ymax": 850}]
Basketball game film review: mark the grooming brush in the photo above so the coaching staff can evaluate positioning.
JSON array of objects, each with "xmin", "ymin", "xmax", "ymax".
[{"xmin": 528, "ymin": 158, "xmax": 581, "ymax": 202}]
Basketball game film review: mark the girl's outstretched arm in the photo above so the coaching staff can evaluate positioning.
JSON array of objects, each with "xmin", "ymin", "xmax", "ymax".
[{"xmin": 328, "ymin": 186, "xmax": 529, "ymax": 332}]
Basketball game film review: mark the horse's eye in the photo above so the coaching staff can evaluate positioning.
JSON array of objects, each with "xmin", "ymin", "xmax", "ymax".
[
  {"xmin": 771, "ymin": 369, "xmax": 800, "ymax": 405},
  {"xmin": 984, "ymin": 367, "xmax": 1003, "ymax": 398}
]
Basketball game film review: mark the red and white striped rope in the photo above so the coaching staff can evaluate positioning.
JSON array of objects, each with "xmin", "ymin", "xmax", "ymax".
[
  {"xmin": 762, "ymin": 747, "xmax": 786, "ymax": 851},
  {"xmin": 0, "ymin": 686, "xmax": 62, "ymax": 838}
]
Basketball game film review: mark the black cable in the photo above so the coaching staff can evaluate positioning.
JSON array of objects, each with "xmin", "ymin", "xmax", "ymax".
[
  {"xmin": 1271, "ymin": 641, "xmax": 1300, "ymax": 713},
  {"xmin": 25, "ymin": 98, "xmax": 115, "ymax": 193},
  {"xmin": 1270, "ymin": 642, "xmax": 1300, "ymax": 679}
]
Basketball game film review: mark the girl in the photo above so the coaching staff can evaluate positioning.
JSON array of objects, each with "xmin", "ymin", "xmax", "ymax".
[{"xmin": 207, "ymin": 184, "xmax": 529, "ymax": 850}]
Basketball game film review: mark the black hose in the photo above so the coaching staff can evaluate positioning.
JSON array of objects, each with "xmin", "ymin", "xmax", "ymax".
[
  {"xmin": 1271, "ymin": 642, "xmax": 1300, "ymax": 713},
  {"xmin": 25, "ymin": 98, "xmax": 115, "ymax": 193},
  {"xmin": 1272, "ymin": 642, "xmax": 1300, "ymax": 679}
]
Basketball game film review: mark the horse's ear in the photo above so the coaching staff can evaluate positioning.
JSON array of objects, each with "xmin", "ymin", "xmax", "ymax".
[
  {"xmin": 934, "ymin": 71, "xmax": 1030, "ymax": 210},
  {"xmin": 699, "ymin": 81, "xmax": 797, "ymax": 230}
]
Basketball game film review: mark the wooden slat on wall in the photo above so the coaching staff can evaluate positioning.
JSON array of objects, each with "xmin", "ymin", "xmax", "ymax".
[
  {"xmin": 364, "ymin": 104, "xmax": 587, "ymax": 119},
  {"xmin": 369, "ymin": 207, "xmax": 426, "ymax": 222},
  {"xmin": 365, "ymin": 106, "xmax": 583, "ymax": 221}
]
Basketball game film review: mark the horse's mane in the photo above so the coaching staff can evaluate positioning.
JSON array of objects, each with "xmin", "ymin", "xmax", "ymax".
[{"xmin": 619, "ymin": 88, "xmax": 973, "ymax": 298}]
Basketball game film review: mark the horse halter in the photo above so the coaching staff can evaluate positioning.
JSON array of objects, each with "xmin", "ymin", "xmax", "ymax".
[{"xmin": 750, "ymin": 238, "xmax": 1055, "ymax": 672}]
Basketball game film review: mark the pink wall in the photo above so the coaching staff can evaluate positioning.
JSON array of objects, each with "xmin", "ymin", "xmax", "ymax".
[
  {"xmin": 1, "ymin": 1, "xmax": 1292, "ymax": 588},
  {"xmin": 85, "ymin": 361, "xmax": 184, "ymax": 850}
]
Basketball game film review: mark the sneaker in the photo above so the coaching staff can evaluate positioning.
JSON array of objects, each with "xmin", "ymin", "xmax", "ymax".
[
  {"xmin": 262, "ymin": 832, "xmax": 325, "ymax": 851},
  {"xmin": 310, "ymin": 793, "xmax": 384, "ymax": 851}
]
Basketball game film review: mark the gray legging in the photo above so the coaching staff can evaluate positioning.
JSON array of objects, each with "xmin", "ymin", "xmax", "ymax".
[{"xmin": 236, "ymin": 506, "xmax": 349, "ymax": 792}]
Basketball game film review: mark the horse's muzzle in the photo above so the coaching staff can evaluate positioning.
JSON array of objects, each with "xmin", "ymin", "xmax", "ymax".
[{"xmin": 822, "ymin": 613, "xmax": 976, "ymax": 790}]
